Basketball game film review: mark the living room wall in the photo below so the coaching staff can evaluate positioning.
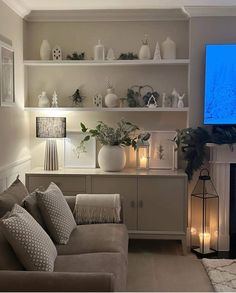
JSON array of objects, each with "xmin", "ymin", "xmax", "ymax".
[
  {"xmin": 0, "ymin": 1, "xmax": 30, "ymax": 177},
  {"xmin": 24, "ymin": 20, "xmax": 189, "ymax": 168}
]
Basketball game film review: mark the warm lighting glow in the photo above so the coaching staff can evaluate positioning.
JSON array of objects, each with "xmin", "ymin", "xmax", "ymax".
[
  {"xmin": 191, "ymin": 227, "xmax": 197, "ymax": 235},
  {"xmin": 199, "ymin": 232, "xmax": 211, "ymax": 253},
  {"xmin": 140, "ymin": 156, "xmax": 147, "ymax": 168}
]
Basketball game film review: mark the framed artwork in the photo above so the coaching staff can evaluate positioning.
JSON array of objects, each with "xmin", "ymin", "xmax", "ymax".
[
  {"xmin": 149, "ymin": 131, "xmax": 177, "ymax": 170},
  {"xmin": 0, "ymin": 41, "xmax": 15, "ymax": 106},
  {"xmin": 64, "ymin": 131, "xmax": 96, "ymax": 168}
]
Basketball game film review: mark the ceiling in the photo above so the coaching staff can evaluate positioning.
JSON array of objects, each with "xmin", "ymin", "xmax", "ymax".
[{"xmin": 3, "ymin": 0, "xmax": 236, "ymax": 18}]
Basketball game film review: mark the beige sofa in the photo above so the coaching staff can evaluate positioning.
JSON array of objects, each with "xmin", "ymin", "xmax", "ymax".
[{"xmin": 0, "ymin": 189, "xmax": 128, "ymax": 292}]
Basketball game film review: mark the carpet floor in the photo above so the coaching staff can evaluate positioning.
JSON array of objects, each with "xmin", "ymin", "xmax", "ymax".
[{"xmin": 127, "ymin": 239, "xmax": 214, "ymax": 292}]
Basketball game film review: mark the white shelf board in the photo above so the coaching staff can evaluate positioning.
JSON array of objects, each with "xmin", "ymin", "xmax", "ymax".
[
  {"xmin": 24, "ymin": 107, "xmax": 189, "ymax": 112},
  {"xmin": 24, "ymin": 59, "xmax": 189, "ymax": 67}
]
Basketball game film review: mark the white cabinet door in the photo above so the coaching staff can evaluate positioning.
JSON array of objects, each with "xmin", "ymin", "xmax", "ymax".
[
  {"xmin": 91, "ymin": 176, "xmax": 138, "ymax": 230},
  {"xmin": 138, "ymin": 177, "xmax": 187, "ymax": 233}
]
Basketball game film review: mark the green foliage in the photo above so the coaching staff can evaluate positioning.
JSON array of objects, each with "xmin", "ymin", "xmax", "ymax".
[
  {"xmin": 118, "ymin": 53, "xmax": 138, "ymax": 60},
  {"xmin": 67, "ymin": 52, "xmax": 85, "ymax": 60},
  {"xmin": 174, "ymin": 126, "xmax": 236, "ymax": 180},
  {"xmin": 71, "ymin": 89, "xmax": 84, "ymax": 105},
  {"xmin": 80, "ymin": 120, "xmax": 150, "ymax": 150}
]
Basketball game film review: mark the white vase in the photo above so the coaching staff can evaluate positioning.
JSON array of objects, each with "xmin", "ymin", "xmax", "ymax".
[
  {"xmin": 40, "ymin": 40, "xmax": 51, "ymax": 60},
  {"xmin": 94, "ymin": 40, "xmax": 105, "ymax": 61},
  {"xmin": 98, "ymin": 145, "xmax": 126, "ymax": 172},
  {"xmin": 104, "ymin": 88, "xmax": 119, "ymax": 108},
  {"xmin": 139, "ymin": 44, "xmax": 151, "ymax": 60},
  {"xmin": 38, "ymin": 91, "xmax": 50, "ymax": 107},
  {"xmin": 161, "ymin": 37, "xmax": 176, "ymax": 59}
]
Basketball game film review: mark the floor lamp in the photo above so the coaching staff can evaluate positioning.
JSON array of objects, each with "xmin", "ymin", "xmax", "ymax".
[{"xmin": 36, "ymin": 117, "xmax": 66, "ymax": 171}]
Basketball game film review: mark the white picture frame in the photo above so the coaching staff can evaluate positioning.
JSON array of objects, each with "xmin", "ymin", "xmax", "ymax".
[
  {"xmin": 0, "ymin": 41, "xmax": 15, "ymax": 107},
  {"xmin": 64, "ymin": 131, "xmax": 96, "ymax": 168},
  {"xmin": 149, "ymin": 131, "xmax": 177, "ymax": 170}
]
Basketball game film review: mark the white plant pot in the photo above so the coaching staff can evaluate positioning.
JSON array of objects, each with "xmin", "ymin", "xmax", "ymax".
[
  {"xmin": 98, "ymin": 145, "xmax": 126, "ymax": 172},
  {"xmin": 139, "ymin": 44, "xmax": 151, "ymax": 60},
  {"xmin": 40, "ymin": 40, "xmax": 51, "ymax": 60}
]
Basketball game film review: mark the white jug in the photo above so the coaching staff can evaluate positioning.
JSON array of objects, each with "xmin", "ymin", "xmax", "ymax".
[{"xmin": 38, "ymin": 91, "xmax": 50, "ymax": 107}]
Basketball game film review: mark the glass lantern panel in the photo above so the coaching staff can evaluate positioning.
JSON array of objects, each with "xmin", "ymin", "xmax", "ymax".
[
  {"xmin": 137, "ymin": 147, "xmax": 149, "ymax": 169},
  {"xmin": 192, "ymin": 179, "xmax": 218, "ymax": 198},
  {"xmin": 191, "ymin": 196, "xmax": 219, "ymax": 254}
]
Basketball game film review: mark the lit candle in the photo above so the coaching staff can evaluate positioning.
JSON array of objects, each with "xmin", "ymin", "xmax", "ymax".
[
  {"xmin": 199, "ymin": 232, "xmax": 211, "ymax": 253},
  {"xmin": 140, "ymin": 156, "xmax": 147, "ymax": 168}
]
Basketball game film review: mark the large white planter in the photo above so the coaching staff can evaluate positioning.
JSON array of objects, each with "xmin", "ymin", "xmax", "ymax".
[{"xmin": 98, "ymin": 145, "xmax": 126, "ymax": 172}]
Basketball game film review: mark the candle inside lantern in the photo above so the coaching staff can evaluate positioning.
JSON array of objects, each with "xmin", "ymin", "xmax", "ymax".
[
  {"xmin": 140, "ymin": 156, "xmax": 147, "ymax": 168},
  {"xmin": 199, "ymin": 232, "xmax": 211, "ymax": 253}
]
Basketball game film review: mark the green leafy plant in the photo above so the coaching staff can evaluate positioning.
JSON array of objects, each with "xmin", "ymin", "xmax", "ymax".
[
  {"xmin": 70, "ymin": 88, "xmax": 84, "ymax": 105},
  {"xmin": 80, "ymin": 120, "xmax": 150, "ymax": 149},
  {"xmin": 67, "ymin": 52, "xmax": 85, "ymax": 60},
  {"xmin": 118, "ymin": 53, "xmax": 138, "ymax": 60},
  {"xmin": 174, "ymin": 126, "xmax": 236, "ymax": 180}
]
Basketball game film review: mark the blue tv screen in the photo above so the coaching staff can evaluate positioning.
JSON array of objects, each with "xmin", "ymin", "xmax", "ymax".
[{"xmin": 204, "ymin": 44, "xmax": 236, "ymax": 125}]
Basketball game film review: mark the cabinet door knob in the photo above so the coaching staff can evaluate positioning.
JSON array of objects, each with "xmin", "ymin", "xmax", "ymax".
[
  {"xmin": 139, "ymin": 200, "xmax": 143, "ymax": 208},
  {"xmin": 130, "ymin": 200, "xmax": 135, "ymax": 208}
]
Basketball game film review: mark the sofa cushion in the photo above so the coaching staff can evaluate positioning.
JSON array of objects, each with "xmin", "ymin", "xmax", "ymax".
[
  {"xmin": 22, "ymin": 189, "xmax": 47, "ymax": 229},
  {"xmin": 0, "ymin": 177, "xmax": 28, "ymax": 218},
  {"xmin": 65, "ymin": 196, "xmax": 76, "ymax": 212},
  {"xmin": 36, "ymin": 182, "xmax": 76, "ymax": 245},
  {"xmin": 56, "ymin": 224, "xmax": 128, "ymax": 261},
  {"xmin": 0, "ymin": 229, "xmax": 23, "ymax": 270},
  {"xmin": 0, "ymin": 204, "xmax": 57, "ymax": 271},
  {"xmin": 54, "ymin": 252, "xmax": 127, "ymax": 291}
]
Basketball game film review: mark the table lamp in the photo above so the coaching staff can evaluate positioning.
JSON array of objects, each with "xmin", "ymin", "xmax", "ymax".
[{"xmin": 36, "ymin": 117, "xmax": 66, "ymax": 171}]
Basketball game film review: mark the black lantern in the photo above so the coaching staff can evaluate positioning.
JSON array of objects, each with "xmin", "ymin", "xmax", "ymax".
[{"xmin": 191, "ymin": 169, "xmax": 219, "ymax": 257}]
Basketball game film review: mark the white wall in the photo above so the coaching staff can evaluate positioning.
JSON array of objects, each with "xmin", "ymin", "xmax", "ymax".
[
  {"xmin": 0, "ymin": 0, "xmax": 30, "ymax": 184},
  {"xmin": 24, "ymin": 20, "xmax": 189, "ymax": 168}
]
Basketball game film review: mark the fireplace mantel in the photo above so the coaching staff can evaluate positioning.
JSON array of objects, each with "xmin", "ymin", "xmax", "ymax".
[{"xmin": 208, "ymin": 143, "xmax": 236, "ymax": 251}]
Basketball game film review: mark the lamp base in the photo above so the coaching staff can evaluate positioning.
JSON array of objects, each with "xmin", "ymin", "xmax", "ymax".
[{"xmin": 44, "ymin": 140, "xmax": 59, "ymax": 171}]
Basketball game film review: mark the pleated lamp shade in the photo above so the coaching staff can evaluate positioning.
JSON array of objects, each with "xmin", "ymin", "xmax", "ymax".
[{"xmin": 36, "ymin": 117, "xmax": 66, "ymax": 171}]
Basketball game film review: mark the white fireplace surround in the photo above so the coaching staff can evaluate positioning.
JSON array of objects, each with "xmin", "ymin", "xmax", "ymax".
[{"xmin": 209, "ymin": 143, "xmax": 236, "ymax": 251}]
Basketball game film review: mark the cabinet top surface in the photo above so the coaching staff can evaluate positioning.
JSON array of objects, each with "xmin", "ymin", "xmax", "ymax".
[{"xmin": 26, "ymin": 168, "xmax": 187, "ymax": 177}]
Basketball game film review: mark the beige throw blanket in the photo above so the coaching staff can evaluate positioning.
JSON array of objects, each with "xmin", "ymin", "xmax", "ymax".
[{"xmin": 74, "ymin": 193, "xmax": 121, "ymax": 224}]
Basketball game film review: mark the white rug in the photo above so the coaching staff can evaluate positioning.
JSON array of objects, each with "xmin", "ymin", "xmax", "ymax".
[{"xmin": 202, "ymin": 258, "xmax": 236, "ymax": 292}]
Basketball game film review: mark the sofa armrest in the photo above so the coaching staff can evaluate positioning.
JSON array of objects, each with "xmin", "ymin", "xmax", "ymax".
[
  {"xmin": 0, "ymin": 271, "xmax": 114, "ymax": 292},
  {"xmin": 65, "ymin": 195, "xmax": 124, "ymax": 224}
]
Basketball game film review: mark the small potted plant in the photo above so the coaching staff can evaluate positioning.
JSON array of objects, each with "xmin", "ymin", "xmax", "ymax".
[
  {"xmin": 80, "ymin": 120, "xmax": 150, "ymax": 171},
  {"xmin": 70, "ymin": 88, "xmax": 85, "ymax": 107}
]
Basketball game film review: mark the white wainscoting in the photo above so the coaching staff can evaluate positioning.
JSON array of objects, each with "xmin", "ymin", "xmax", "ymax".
[{"xmin": 0, "ymin": 156, "xmax": 31, "ymax": 193}]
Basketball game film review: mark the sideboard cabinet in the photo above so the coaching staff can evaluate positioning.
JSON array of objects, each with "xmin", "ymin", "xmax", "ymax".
[{"xmin": 26, "ymin": 168, "xmax": 187, "ymax": 253}]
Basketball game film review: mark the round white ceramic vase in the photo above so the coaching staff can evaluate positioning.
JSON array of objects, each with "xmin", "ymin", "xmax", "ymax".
[
  {"xmin": 104, "ymin": 88, "xmax": 119, "ymax": 108},
  {"xmin": 98, "ymin": 145, "xmax": 126, "ymax": 172},
  {"xmin": 161, "ymin": 37, "xmax": 176, "ymax": 59},
  {"xmin": 139, "ymin": 44, "xmax": 151, "ymax": 60},
  {"xmin": 40, "ymin": 40, "xmax": 51, "ymax": 60}
]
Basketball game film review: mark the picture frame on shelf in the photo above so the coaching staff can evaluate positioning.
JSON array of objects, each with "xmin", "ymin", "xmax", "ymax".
[
  {"xmin": 64, "ymin": 131, "xmax": 96, "ymax": 168},
  {"xmin": 0, "ymin": 41, "xmax": 15, "ymax": 107},
  {"xmin": 149, "ymin": 131, "xmax": 177, "ymax": 170}
]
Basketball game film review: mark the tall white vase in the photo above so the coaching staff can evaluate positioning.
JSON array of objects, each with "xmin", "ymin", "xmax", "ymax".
[
  {"xmin": 98, "ymin": 145, "xmax": 126, "ymax": 172},
  {"xmin": 40, "ymin": 40, "xmax": 51, "ymax": 60},
  {"xmin": 161, "ymin": 37, "xmax": 176, "ymax": 59}
]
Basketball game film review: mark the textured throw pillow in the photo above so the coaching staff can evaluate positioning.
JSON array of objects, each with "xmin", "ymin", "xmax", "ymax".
[
  {"xmin": 0, "ymin": 176, "xmax": 29, "ymax": 218},
  {"xmin": 0, "ymin": 204, "xmax": 57, "ymax": 271},
  {"xmin": 36, "ymin": 182, "xmax": 76, "ymax": 245},
  {"xmin": 22, "ymin": 189, "xmax": 47, "ymax": 229}
]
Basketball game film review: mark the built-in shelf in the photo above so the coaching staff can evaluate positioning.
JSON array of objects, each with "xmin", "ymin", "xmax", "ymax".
[
  {"xmin": 24, "ymin": 107, "xmax": 189, "ymax": 112},
  {"xmin": 24, "ymin": 59, "xmax": 190, "ymax": 67}
]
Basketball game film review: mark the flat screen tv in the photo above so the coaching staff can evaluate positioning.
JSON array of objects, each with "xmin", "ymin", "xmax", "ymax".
[{"xmin": 204, "ymin": 44, "xmax": 236, "ymax": 125}]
